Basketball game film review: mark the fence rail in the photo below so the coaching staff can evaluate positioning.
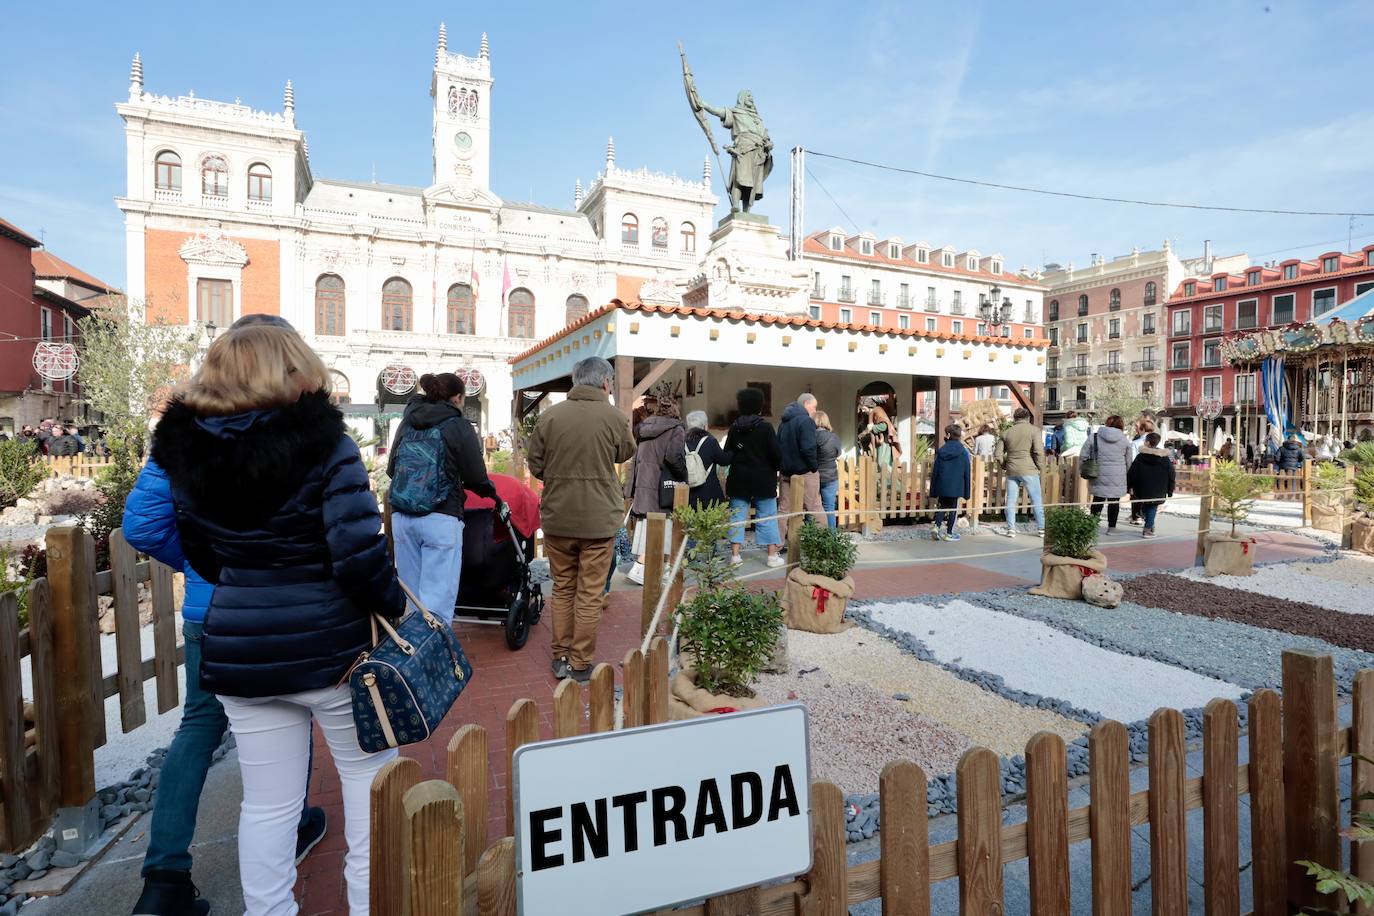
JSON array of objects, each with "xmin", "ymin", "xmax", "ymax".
[
  {"xmin": 0, "ymin": 527, "xmax": 184, "ymax": 853},
  {"xmin": 39, "ymin": 455, "xmax": 118, "ymax": 480},
  {"xmin": 376, "ymin": 648, "xmax": 1362, "ymax": 915}
]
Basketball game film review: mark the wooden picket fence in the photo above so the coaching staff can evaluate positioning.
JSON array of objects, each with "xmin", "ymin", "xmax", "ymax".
[
  {"xmin": 374, "ymin": 648, "xmax": 1368, "ymax": 915},
  {"xmin": 40, "ymin": 455, "xmax": 118, "ymax": 480},
  {"xmin": 0, "ymin": 526, "xmax": 184, "ymax": 853}
]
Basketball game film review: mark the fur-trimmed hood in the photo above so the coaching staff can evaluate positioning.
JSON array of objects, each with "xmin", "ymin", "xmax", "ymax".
[
  {"xmin": 1137, "ymin": 446, "xmax": 1172, "ymax": 458},
  {"xmin": 152, "ymin": 390, "xmax": 346, "ymax": 530}
]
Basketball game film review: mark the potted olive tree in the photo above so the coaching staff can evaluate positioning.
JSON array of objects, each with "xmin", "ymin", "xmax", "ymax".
[
  {"xmin": 1351, "ymin": 466, "xmax": 1374, "ymax": 556},
  {"xmin": 669, "ymin": 503, "xmax": 782, "ymax": 718},
  {"xmin": 1204, "ymin": 460, "xmax": 1270, "ymax": 576},
  {"xmin": 1030, "ymin": 507, "xmax": 1106, "ymax": 600},
  {"xmin": 783, "ymin": 523, "xmax": 858, "ymax": 634},
  {"xmin": 1310, "ymin": 461, "xmax": 1349, "ymax": 534}
]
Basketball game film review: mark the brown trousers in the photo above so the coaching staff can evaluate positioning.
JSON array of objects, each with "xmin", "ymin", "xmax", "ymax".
[
  {"xmin": 779, "ymin": 471, "xmax": 824, "ymax": 524},
  {"xmin": 544, "ymin": 534, "xmax": 615, "ymax": 670}
]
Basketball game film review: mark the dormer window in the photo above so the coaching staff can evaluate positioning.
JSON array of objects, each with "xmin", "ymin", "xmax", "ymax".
[
  {"xmin": 966, "ymin": 257, "xmax": 977, "ymax": 271},
  {"xmin": 1247, "ymin": 270, "xmax": 1261, "ymax": 286},
  {"xmin": 990, "ymin": 260, "xmax": 1001, "ymax": 275},
  {"xmin": 1184, "ymin": 282, "xmax": 1196, "ymax": 296},
  {"xmin": 1283, "ymin": 263, "xmax": 1298, "ymax": 280},
  {"xmin": 860, "ymin": 239, "xmax": 873, "ymax": 255},
  {"xmin": 1212, "ymin": 277, "xmax": 1226, "ymax": 292},
  {"xmin": 942, "ymin": 252, "xmax": 954, "ymax": 268},
  {"xmin": 915, "ymin": 248, "xmax": 928, "ymax": 263},
  {"xmin": 889, "ymin": 243, "xmax": 900, "ymax": 259},
  {"xmin": 1323, "ymin": 256, "xmax": 1339, "ymax": 272},
  {"xmin": 829, "ymin": 234, "xmax": 842, "ymax": 251}
]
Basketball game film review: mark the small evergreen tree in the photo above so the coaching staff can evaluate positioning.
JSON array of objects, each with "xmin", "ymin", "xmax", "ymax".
[{"xmin": 1210, "ymin": 460, "xmax": 1270, "ymax": 538}]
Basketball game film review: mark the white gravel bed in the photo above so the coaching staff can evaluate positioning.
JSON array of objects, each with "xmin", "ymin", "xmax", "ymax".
[
  {"xmin": 781, "ymin": 628, "xmax": 1085, "ymax": 755},
  {"xmin": 22, "ymin": 617, "xmax": 189, "ymax": 791},
  {"xmin": 866, "ymin": 599, "xmax": 1245, "ymax": 722},
  {"xmin": 1297, "ymin": 555, "xmax": 1374, "ymax": 587},
  {"xmin": 1177, "ymin": 563, "xmax": 1374, "ymax": 616},
  {"xmin": 753, "ymin": 667, "xmax": 971, "ymax": 793}
]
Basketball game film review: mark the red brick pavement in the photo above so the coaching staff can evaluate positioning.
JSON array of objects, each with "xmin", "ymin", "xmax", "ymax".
[{"xmin": 291, "ymin": 530, "xmax": 1326, "ymax": 912}]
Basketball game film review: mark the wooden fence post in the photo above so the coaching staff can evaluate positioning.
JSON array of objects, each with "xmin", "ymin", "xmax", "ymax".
[
  {"xmin": 0, "ymin": 592, "xmax": 30, "ymax": 852},
  {"xmin": 641, "ymin": 513, "xmax": 667, "ymax": 637},
  {"xmin": 1302, "ymin": 459, "xmax": 1314, "ymax": 526},
  {"xmin": 1248, "ymin": 689, "xmax": 1286, "ymax": 916},
  {"xmin": 1202, "ymin": 699, "xmax": 1240, "ymax": 916},
  {"xmin": 622, "ymin": 649, "xmax": 646, "ymax": 729},
  {"xmin": 786, "ymin": 474, "xmax": 805, "ymax": 569},
  {"xmin": 402, "ymin": 780, "xmax": 465, "ymax": 916},
  {"xmin": 446, "ymin": 725, "xmax": 488, "ymax": 880},
  {"xmin": 1089, "ymin": 721, "xmax": 1132, "ymax": 916},
  {"xmin": 804, "ymin": 781, "xmax": 847, "ymax": 916},
  {"xmin": 589, "ymin": 663, "xmax": 615, "ymax": 733},
  {"xmin": 1026, "ymin": 732, "xmax": 1069, "ymax": 916},
  {"xmin": 370, "ymin": 756, "xmax": 422, "ymax": 916},
  {"xmin": 957, "ymin": 748, "xmax": 1004, "ymax": 915},
  {"xmin": 1282, "ymin": 650, "xmax": 1339, "ymax": 912},
  {"xmin": 668, "ymin": 485, "xmax": 688, "ymax": 612},
  {"xmin": 505, "ymin": 699, "xmax": 539, "ymax": 837},
  {"xmin": 879, "ymin": 760, "xmax": 930, "ymax": 916},
  {"xmin": 1355, "ymin": 671, "xmax": 1374, "ymax": 916},
  {"xmin": 553, "ymin": 679, "xmax": 582, "ymax": 739},
  {"xmin": 150, "ymin": 561, "xmax": 179, "ymax": 713},
  {"xmin": 1342, "ymin": 465, "xmax": 1356, "ymax": 549},
  {"xmin": 861, "ymin": 457, "xmax": 877, "ymax": 536},
  {"xmin": 647, "ymin": 637, "xmax": 670, "ymax": 726},
  {"xmin": 1073, "ymin": 459, "xmax": 1089, "ymax": 507},
  {"xmin": 1195, "ymin": 494, "xmax": 1213, "ymax": 568},
  {"xmin": 45, "ymin": 526, "xmax": 98, "ymax": 812},
  {"xmin": 26, "ymin": 580, "xmax": 60, "ymax": 825},
  {"xmin": 109, "ymin": 529, "xmax": 147, "ymax": 733},
  {"xmin": 1148, "ymin": 708, "xmax": 1189, "ymax": 912},
  {"xmin": 476, "ymin": 837, "xmax": 517, "ymax": 916}
]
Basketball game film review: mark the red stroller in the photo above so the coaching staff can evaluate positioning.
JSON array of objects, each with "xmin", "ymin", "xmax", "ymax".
[{"xmin": 455, "ymin": 473, "xmax": 544, "ymax": 649}]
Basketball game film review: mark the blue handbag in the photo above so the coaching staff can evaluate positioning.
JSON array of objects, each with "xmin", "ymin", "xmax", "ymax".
[{"xmin": 350, "ymin": 581, "xmax": 472, "ymax": 753}]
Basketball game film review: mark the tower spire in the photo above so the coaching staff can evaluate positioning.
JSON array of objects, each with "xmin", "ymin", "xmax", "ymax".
[
  {"xmin": 574, "ymin": 178, "xmax": 583, "ymax": 207},
  {"xmin": 605, "ymin": 136, "xmax": 615, "ymax": 171},
  {"xmin": 436, "ymin": 22, "xmax": 447, "ymax": 64},
  {"xmin": 702, "ymin": 155, "xmax": 711, "ymax": 183},
  {"xmin": 479, "ymin": 32, "xmax": 489, "ymax": 59},
  {"xmin": 283, "ymin": 79, "xmax": 295, "ymax": 125},
  {"xmin": 129, "ymin": 52, "xmax": 143, "ymax": 100}
]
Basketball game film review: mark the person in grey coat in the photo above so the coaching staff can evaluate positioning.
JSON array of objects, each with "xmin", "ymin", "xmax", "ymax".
[{"xmin": 1083, "ymin": 415, "xmax": 1132, "ymax": 533}]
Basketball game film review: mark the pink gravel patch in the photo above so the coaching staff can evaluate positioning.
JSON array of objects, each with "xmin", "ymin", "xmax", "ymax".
[{"xmin": 753, "ymin": 670, "xmax": 973, "ymax": 793}]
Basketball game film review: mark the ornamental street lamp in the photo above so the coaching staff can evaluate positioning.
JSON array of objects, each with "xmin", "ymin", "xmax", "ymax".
[{"xmin": 979, "ymin": 285, "xmax": 1013, "ymax": 336}]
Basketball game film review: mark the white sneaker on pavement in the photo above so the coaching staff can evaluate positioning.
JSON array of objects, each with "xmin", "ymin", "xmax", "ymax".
[
  {"xmin": 996, "ymin": 526, "xmax": 1016, "ymax": 538},
  {"xmin": 729, "ymin": 554, "xmax": 744, "ymax": 567},
  {"xmin": 765, "ymin": 555, "xmax": 786, "ymax": 568}
]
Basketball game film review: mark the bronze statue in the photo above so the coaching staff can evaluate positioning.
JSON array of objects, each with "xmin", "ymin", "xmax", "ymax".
[{"xmin": 680, "ymin": 45, "xmax": 773, "ymax": 214}]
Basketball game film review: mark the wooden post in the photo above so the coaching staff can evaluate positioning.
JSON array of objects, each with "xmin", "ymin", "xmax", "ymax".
[
  {"xmin": 505, "ymin": 699, "xmax": 539, "ymax": 836},
  {"xmin": 476, "ymin": 838, "xmax": 517, "ymax": 916},
  {"xmin": 785, "ymin": 474, "xmax": 805, "ymax": 568},
  {"xmin": 641, "ymin": 513, "xmax": 667, "ymax": 637},
  {"xmin": 26, "ymin": 580, "xmax": 60, "ymax": 821},
  {"xmin": 1342, "ymin": 464, "xmax": 1357, "ymax": 549},
  {"xmin": 614, "ymin": 355, "xmax": 635, "ymax": 418},
  {"xmin": 667, "ymin": 484, "xmax": 688, "ymax": 616},
  {"xmin": 401, "ymin": 780, "xmax": 465, "ymax": 916},
  {"xmin": 1148, "ymin": 708, "xmax": 1189, "ymax": 913},
  {"xmin": 0, "ymin": 592, "xmax": 30, "ymax": 850},
  {"xmin": 970, "ymin": 455, "xmax": 986, "ymax": 529},
  {"xmin": 46, "ymin": 526, "xmax": 98, "ymax": 808},
  {"xmin": 1248, "ymin": 689, "xmax": 1286, "ymax": 916},
  {"xmin": 622, "ymin": 649, "xmax": 646, "ymax": 729},
  {"xmin": 1073, "ymin": 460, "xmax": 1090, "ymax": 507},
  {"xmin": 646, "ymin": 637, "xmax": 669, "ymax": 726},
  {"xmin": 879, "ymin": 761, "xmax": 930, "ymax": 916},
  {"xmin": 934, "ymin": 376, "xmax": 951, "ymax": 451},
  {"xmin": 553, "ymin": 679, "xmax": 582, "ymax": 739},
  {"xmin": 1282, "ymin": 650, "xmax": 1340, "ymax": 912},
  {"xmin": 1025, "ymin": 732, "xmax": 1069, "ymax": 916},
  {"xmin": 589, "ymin": 663, "xmax": 615, "ymax": 733},
  {"xmin": 804, "ymin": 781, "xmax": 847, "ymax": 916},
  {"xmin": 109, "ymin": 529, "xmax": 147, "ymax": 733},
  {"xmin": 1202, "ymin": 699, "xmax": 1240, "ymax": 916},
  {"xmin": 1089, "ymin": 721, "xmax": 1132, "ymax": 916},
  {"xmin": 445, "ymin": 725, "xmax": 488, "ymax": 880},
  {"xmin": 150, "ymin": 561, "xmax": 179, "ymax": 713},
  {"xmin": 370, "ymin": 756, "xmax": 422, "ymax": 916},
  {"xmin": 1302, "ymin": 458, "xmax": 1313, "ymax": 526},
  {"xmin": 1355, "ymin": 671, "xmax": 1374, "ymax": 915},
  {"xmin": 957, "ymin": 748, "xmax": 1004, "ymax": 915},
  {"xmin": 1195, "ymin": 493, "xmax": 1213, "ymax": 568}
]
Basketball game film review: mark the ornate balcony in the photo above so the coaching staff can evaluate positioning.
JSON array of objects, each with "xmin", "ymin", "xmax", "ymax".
[
  {"xmin": 1131, "ymin": 360, "xmax": 1161, "ymax": 372},
  {"xmin": 837, "ymin": 286, "xmax": 856, "ymax": 303},
  {"xmin": 1097, "ymin": 363, "xmax": 1126, "ymax": 375},
  {"xmin": 1064, "ymin": 366, "xmax": 1093, "ymax": 378},
  {"xmin": 153, "ymin": 187, "xmax": 182, "ymax": 204},
  {"xmin": 868, "ymin": 291, "xmax": 886, "ymax": 306},
  {"xmin": 810, "ymin": 284, "xmax": 826, "ymax": 300},
  {"xmin": 897, "ymin": 294, "xmax": 912, "ymax": 309}
]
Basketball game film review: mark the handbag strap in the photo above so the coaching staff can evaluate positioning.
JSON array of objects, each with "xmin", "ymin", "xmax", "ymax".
[{"xmin": 369, "ymin": 578, "xmax": 439, "ymax": 652}]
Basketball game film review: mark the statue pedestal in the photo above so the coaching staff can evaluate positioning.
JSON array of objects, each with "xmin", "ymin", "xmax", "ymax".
[{"xmin": 681, "ymin": 214, "xmax": 811, "ymax": 316}]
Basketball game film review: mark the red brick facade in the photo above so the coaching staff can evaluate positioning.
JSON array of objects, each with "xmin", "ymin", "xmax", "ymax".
[{"xmin": 144, "ymin": 228, "xmax": 281, "ymax": 323}]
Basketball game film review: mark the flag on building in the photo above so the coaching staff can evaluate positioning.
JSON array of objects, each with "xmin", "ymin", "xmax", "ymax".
[{"xmin": 500, "ymin": 257, "xmax": 512, "ymax": 307}]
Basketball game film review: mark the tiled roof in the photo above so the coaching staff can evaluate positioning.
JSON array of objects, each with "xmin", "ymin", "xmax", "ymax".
[
  {"xmin": 511, "ymin": 301, "xmax": 1049, "ymax": 364},
  {"xmin": 803, "ymin": 232, "xmax": 1043, "ymax": 288},
  {"xmin": 0, "ymin": 217, "xmax": 40, "ymax": 248},
  {"xmin": 32, "ymin": 249, "xmax": 118, "ymax": 293},
  {"xmin": 1168, "ymin": 259, "xmax": 1374, "ymax": 304}
]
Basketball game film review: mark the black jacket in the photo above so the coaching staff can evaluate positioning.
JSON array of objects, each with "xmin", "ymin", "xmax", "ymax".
[
  {"xmin": 777, "ymin": 402, "xmax": 818, "ymax": 476},
  {"xmin": 153, "ymin": 391, "xmax": 403, "ymax": 698},
  {"xmin": 929, "ymin": 440, "xmax": 971, "ymax": 499},
  {"xmin": 1276, "ymin": 441, "xmax": 1305, "ymax": 470},
  {"xmin": 724, "ymin": 415, "xmax": 782, "ymax": 500},
  {"xmin": 816, "ymin": 429, "xmax": 842, "ymax": 485},
  {"xmin": 685, "ymin": 428, "xmax": 730, "ymax": 507},
  {"xmin": 387, "ymin": 397, "xmax": 495, "ymax": 518},
  {"xmin": 1127, "ymin": 446, "xmax": 1176, "ymax": 501}
]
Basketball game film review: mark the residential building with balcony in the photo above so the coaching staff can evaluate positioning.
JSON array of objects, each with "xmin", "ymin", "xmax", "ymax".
[
  {"xmin": 1164, "ymin": 243, "xmax": 1374, "ymax": 443},
  {"xmin": 1040, "ymin": 241, "xmax": 1247, "ymax": 424},
  {"xmin": 802, "ymin": 228, "xmax": 1045, "ymax": 419}
]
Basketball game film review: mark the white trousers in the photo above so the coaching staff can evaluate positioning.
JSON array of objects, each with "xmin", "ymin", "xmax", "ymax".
[{"xmin": 220, "ymin": 685, "xmax": 397, "ymax": 916}]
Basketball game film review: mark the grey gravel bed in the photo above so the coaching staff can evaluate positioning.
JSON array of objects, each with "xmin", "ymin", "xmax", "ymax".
[{"xmin": 969, "ymin": 588, "xmax": 1374, "ymax": 694}]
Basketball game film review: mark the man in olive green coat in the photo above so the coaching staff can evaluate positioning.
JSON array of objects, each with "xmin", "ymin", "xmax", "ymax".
[
  {"xmin": 526, "ymin": 357, "xmax": 636, "ymax": 683},
  {"xmin": 993, "ymin": 407, "xmax": 1045, "ymax": 537}
]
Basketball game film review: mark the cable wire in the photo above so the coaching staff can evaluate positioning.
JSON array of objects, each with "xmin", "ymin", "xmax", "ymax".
[
  {"xmin": 804, "ymin": 149, "xmax": 1374, "ymax": 218},
  {"xmin": 805, "ymin": 165, "xmax": 862, "ymax": 235}
]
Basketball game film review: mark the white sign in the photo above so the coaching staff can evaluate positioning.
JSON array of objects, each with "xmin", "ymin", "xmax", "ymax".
[{"xmin": 513, "ymin": 704, "xmax": 810, "ymax": 916}]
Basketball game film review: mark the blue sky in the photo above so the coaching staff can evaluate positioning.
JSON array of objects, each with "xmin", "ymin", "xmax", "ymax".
[{"xmin": 2, "ymin": 0, "xmax": 1372, "ymax": 289}]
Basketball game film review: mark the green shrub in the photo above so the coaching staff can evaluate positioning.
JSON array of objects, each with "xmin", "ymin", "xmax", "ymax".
[
  {"xmin": 675, "ymin": 587, "xmax": 783, "ymax": 696},
  {"xmin": 487, "ymin": 449, "xmax": 512, "ymax": 475},
  {"xmin": 0, "ymin": 544, "xmax": 46, "ymax": 629},
  {"xmin": 1315, "ymin": 461, "xmax": 1347, "ymax": 490},
  {"xmin": 1354, "ymin": 467, "xmax": 1374, "ymax": 513},
  {"xmin": 908, "ymin": 435, "xmax": 932, "ymax": 465},
  {"xmin": 1043, "ymin": 507, "xmax": 1099, "ymax": 560},
  {"xmin": 0, "ymin": 439, "xmax": 46, "ymax": 510},
  {"xmin": 798, "ymin": 523, "xmax": 857, "ymax": 580},
  {"xmin": 1211, "ymin": 459, "xmax": 1271, "ymax": 538},
  {"xmin": 1339, "ymin": 441, "xmax": 1374, "ymax": 471}
]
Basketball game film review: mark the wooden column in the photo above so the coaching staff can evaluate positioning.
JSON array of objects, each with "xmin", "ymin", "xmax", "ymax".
[
  {"xmin": 910, "ymin": 376, "xmax": 922, "ymax": 461},
  {"xmin": 934, "ymin": 376, "xmax": 951, "ymax": 443},
  {"xmin": 1028, "ymin": 381, "xmax": 1045, "ymax": 427},
  {"xmin": 614, "ymin": 355, "xmax": 635, "ymax": 418}
]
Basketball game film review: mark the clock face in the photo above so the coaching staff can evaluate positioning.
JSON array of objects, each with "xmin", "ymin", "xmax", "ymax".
[{"xmin": 454, "ymin": 131, "xmax": 474, "ymax": 160}]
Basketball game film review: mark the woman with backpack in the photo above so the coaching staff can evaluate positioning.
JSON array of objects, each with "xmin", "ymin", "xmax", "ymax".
[
  {"xmin": 684, "ymin": 410, "xmax": 730, "ymax": 509},
  {"xmin": 387, "ymin": 373, "xmax": 496, "ymax": 624},
  {"xmin": 625, "ymin": 395, "xmax": 687, "ymax": 585}
]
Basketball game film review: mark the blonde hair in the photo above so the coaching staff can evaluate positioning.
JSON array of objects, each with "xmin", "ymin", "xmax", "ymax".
[
  {"xmin": 180, "ymin": 325, "xmax": 331, "ymax": 415},
  {"xmin": 814, "ymin": 410, "xmax": 832, "ymax": 431}
]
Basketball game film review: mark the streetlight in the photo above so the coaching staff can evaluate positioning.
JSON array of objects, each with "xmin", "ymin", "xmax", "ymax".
[{"xmin": 979, "ymin": 285, "xmax": 1013, "ymax": 336}]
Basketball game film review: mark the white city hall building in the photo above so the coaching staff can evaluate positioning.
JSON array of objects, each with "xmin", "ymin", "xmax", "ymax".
[{"xmin": 114, "ymin": 26, "xmax": 714, "ymax": 431}]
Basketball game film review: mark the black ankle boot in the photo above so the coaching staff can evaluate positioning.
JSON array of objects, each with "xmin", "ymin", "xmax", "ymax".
[{"xmin": 131, "ymin": 869, "xmax": 211, "ymax": 916}]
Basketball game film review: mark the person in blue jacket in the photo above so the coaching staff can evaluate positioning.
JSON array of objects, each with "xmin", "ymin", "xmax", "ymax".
[
  {"xmin": 123, "ymin": 314, "xmax": 326, "ymax": 916},
  {"xmin": 928, "ymin": 423, "xmax": 972, "ymax": 542}
]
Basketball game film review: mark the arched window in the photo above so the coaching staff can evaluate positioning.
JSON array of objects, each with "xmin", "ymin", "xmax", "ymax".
[
  {"xmin": 508, "ymin": 288, "xmax": 536, "ymax": 338},
  {"xmin": 447, "ymin": 283, "xmax": 475, "ymax": 335},
  {"xmin": 1144, "ymin": 281, "xmax": 1157, "ymax": 305},
  {"xmin": 382, "ymin": 277, "xmax": 413, "ymax": 331},
  {"xmin": 329, "ymin": 370, "xmax": 351, "ymax": 405},
  {"xmin": 565, "ymin": 294, "xmax": 589, "ymax": 325},
  {"xmin": 621, "ymin": 213, "xmax": 639, "ymax": 245},
  {"xmin": 247, "ymin": 163, "xmax": 272, "ymax": 202},
  {"xmin": 1048, "ymin": 299, "xmax": 1059, "ymax": 320},
  {"xmin": 1077, "ymin": 294, "xmax": 1089, "ymax": 316},
  {"xmin": 1109, "ymin": 287, "xmax": 1121, "ymax": 310},
  {"xmin": 315, "ymin": 274, "xmax": 346, "ymax": 336},
  {"xmin": 680, "ymin": 222, "xmax": 696, "ymax": 254},
  {"xmin": 201, "ymin": 155, "xmax": 228, "ymax": 198},
  {"xmin": 154, "ymin": 151, "xmax": 182, "ymax": 191},
  {"xmin": 651, "ymin": 217, "xmax": 669, "ymax": 250}
]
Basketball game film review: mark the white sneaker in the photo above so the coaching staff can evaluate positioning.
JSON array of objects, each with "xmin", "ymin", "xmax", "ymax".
[
  {"xmin": 729, "ymin": 554, "xmax": 744, "ymax": 567},
  {"xmin": 765, "ymin": 554, "xmax": 786, "ymax": 568},
  {"xmin": 996, "ymin": 526, "xmax": 1016, "ymax": 538},
  {"xmin": 627, "ymin": 562, "xmax": 645, "ymax": 585}
]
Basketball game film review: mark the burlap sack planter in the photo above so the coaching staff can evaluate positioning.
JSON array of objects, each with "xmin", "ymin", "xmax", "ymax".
[
  {"xmin": 1310, "ymin": 492, "xmax": 1347, "ymax": 534},
  {"xmin": 668, "ymin": 670, "xmax": 769, "ymax": 720},
  {"xmin": 783, "ymin": 568, "xmax": 856, "ymax": 634},
  {"xmin": 1203, "ymin": 532, "xmax": 1258, "ymax": 577},
  {"xmin": 1029, "ymin": 550, "xmax": 1107, "ymax": 600},
  {"xmin": 1352, "ymin": 514, "xmax": 1374, "ymax": 556}
]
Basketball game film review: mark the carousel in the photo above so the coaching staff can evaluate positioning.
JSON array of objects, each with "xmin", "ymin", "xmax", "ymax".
[{"xmin": 1221, "ymin": 286, "xmax": 1374, "ymax": 446}]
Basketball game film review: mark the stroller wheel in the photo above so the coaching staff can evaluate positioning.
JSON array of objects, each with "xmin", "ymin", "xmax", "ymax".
[{"xmin": 505, "ymin": 589, "xmax": 531, "ymax": 651}]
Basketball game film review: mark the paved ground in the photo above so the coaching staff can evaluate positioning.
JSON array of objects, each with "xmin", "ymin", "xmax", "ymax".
[{"xmin": 30, "ymin": 513, "xmax": 1330, "ymax": 915}]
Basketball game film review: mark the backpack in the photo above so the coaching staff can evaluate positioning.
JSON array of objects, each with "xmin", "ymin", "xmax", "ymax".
[
  {"xmin": 389, "ymin": 417, "xmax": 460, "ymax": 515},
  {"xmin": 683, "ymin": 436, "xmax": 711, "ymax": 488}
]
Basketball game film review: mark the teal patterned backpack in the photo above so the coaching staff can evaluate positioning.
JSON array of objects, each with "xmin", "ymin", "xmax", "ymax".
[{"xmin": 388, "ymin": 417, "xmax": 459, "ymax": 515}]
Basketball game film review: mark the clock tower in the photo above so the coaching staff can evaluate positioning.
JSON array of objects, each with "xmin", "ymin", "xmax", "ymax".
[{"xmin": 431, "ymin": 24, "xmax": 492, "ymax": 195}]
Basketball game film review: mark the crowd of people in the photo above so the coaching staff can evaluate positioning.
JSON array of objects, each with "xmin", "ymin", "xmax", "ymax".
[{"xmin": 4, "ymin": 419, "xmax": 106, "ymax": 456}]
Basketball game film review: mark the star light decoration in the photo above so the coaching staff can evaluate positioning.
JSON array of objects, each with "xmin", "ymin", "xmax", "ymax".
[
  {"xmin": 381, "ymin": 365, "xmax": 417, "ymax": 396},
  {"xmin": 32, "ymin": 342, "xmax": 79, "ymax": 381}
]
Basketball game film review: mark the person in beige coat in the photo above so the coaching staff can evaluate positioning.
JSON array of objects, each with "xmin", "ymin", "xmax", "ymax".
[
  {"xmin": 525, "ymin": 357, "xmax": 635, "ymax": 683},
  {"xmin": 994, "ymin": 408, "xmax": 1046, "ymax": 537}
]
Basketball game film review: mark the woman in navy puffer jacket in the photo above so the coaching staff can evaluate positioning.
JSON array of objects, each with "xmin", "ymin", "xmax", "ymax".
[{"xmin": 153, "ymin": 323, "xmax": 401, "ymax": 916}]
